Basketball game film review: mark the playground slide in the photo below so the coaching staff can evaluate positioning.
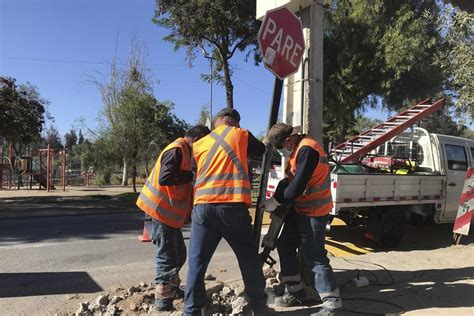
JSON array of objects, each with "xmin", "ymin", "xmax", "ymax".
[{"xmin": 33, "ymin": 174, "xmax": 56, "ymax": 190}]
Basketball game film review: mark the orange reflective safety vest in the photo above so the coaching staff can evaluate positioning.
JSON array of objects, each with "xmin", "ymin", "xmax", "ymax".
[
  {"xmin": 286, "ymin": 136, "xmax": 333, "ymax": 217},
  {"xmin": 193, "ymin": 125, "xmax": 252, "ymax": 206},
  {"xmin": 136, "ymin": 138, "xmax": 193, "ymax": 228}
]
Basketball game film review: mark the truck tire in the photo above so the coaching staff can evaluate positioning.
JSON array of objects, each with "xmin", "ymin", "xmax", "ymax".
[
  {"xmin": 368, "ymin": 208, "xmax": 405, "ymax": 248},
  {"xmin": 377, "ymin": 208, "xmax": 405, "ymax": 248}
]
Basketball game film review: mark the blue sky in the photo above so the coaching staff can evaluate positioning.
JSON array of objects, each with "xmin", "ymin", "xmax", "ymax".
[{"xmin": 1, "ymin": 0, "xmax": 391, "ymax": 140}]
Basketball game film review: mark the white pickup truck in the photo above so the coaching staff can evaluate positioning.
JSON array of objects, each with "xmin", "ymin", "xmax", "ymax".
[
  {"xmin": 266, "ymin": 127, "xmax": 474, "ymax": 247},
  {"xmin": 331, "ymin": 127, "xmax": 474, "ymax": 247}
]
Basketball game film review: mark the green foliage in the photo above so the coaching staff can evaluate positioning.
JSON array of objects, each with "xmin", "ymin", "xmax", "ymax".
[
  {"xmin": 64, "ymin": 129, "xmax": 78, "ymax": 148},
  {"xmin": 436, "ymin": 6, "xmax": 473, "ymax": 122},
  {"xmin": 42, "ymin": 125, "xmax": 63, "ymax": 149},
  {"xmin": 420, "ymin": 103, "xmax": 466, "ymax": 136},
  {"xmin": 351, "ymin": 116, "xmax": 383, "ymax": 136},
  {"xmin": 153, "ymin": 0, "xmax": 261, "ymax": 108},
  {"xmin": 323, "ymin": 0, "xmax": 444, "ymax": 143},
  {"xmin": 78, "ymin": 129, "xmax": 84, "ymax": 144},
  {"xmin": 463, "ymin": 129, "xmax": 474, "ymax": 140},
  {"xmin": 89, "ymin": 39, "xmax": 188, "ymax": 190},
  {"xmin": 196, "ymin": 104, "xmax": 211, "ymax": 126},
  {"xmin": 0, "ymin": 77, "xmax": 47, "ymax": 145}
]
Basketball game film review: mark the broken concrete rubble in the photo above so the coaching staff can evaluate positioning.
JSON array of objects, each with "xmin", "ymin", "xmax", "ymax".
[{"xmin": 69, "ymin": 269, "xmax": 285, "ymax": 315}]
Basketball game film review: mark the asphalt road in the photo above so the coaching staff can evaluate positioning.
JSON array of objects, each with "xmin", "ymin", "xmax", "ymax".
[
  {"xmin": 0, "ymin": 212, "xmax": 241, "ymax": 315},
  {"xmin": 0, "ymin": 204, "xmax": 472, "ymax": 315}
]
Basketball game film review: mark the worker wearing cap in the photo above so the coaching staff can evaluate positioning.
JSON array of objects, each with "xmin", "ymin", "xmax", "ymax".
[
  {"xmin": 184, "ymin": 108, "xmax": 270, "ymax": 316},
  {"xmin": 262, "ymin": 123, "xmax": 342, "ymax": 316},
  {"xmin": 136, "ymin": 125, "xmax": 211, "ymax": 312}
]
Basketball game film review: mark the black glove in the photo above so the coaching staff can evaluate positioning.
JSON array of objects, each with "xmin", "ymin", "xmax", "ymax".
[{"xmin": 273, "ymin": 177, "xmax": 289, "ymax": 204}]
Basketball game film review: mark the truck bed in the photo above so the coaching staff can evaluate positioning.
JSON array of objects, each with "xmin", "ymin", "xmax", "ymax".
[{"xmin": 331, "ymin": 173, "xmax": 445, "ymax": 214}]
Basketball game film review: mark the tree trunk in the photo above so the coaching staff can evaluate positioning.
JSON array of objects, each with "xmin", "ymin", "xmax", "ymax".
[
  {"xmin": 144, "ymin": 157, "xmax": 150, "ymax": 178},
  {"xmin": 132, "ymin": 164, "xmax": 137, "ymax": 193},
  {"xmin": 222, "ymin": 57, "xmax": 234, "ymax": 109},
  {"xmin": 122, "ymin": 158, "xmax": 128, "ymax": 186}
]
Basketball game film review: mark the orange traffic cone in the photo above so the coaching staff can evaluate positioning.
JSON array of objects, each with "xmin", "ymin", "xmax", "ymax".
[{"xmin": 138, "ymin": 225, "xmax": 152, "ymax": 242}]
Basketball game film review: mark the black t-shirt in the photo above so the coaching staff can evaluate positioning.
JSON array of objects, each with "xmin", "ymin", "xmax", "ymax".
[
  {"xmin": 273, "ymin": 146, "xmax": 320, "ymax": 204},
  {"xmin": 158, "ymin": 147, "xmax": 193, "ymax": 186}
]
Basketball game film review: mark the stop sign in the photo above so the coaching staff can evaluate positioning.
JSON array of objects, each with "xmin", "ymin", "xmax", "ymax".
[{"xmin": 258, "ymin": 7, "xmax": 305, "ymax": 80}]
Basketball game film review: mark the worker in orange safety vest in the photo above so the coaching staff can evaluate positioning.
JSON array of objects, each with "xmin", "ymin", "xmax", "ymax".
[
  {"xmin": 183, "ymin": 108, "xmax": 271, "ymax": 316},
  {"xmin": 262, "ymin": 123, "xmax": 342, "ymax": 316},
  {"xmin": 136, "ymin": 125, "xmax": 210, "ymax": 312}
]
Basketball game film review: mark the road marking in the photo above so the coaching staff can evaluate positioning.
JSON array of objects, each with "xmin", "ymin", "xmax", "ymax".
[{"xmin": 327, "ymin": 218, "xmax": 374, "ymax": 257}]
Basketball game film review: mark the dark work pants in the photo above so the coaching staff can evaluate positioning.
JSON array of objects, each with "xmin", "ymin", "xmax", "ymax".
[
  {"xmin": 149, "ymin": 218, "xmax": 186, "ymax": 309},
  {"xmin": 277, "ymin": 211, "xmax": 342, "ymax": 310},
  {"xmin": 183, "ymin": 203, "xmax": 266, "ymax": 315}
]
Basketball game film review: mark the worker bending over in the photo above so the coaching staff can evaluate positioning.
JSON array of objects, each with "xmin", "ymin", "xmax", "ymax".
[
  {"xmin": 264, "ymin": 123, "xmax": 342, "ymax": 316},
  {"xmin": 136, "ymin": 125, "xmax": 210, "ymax": 311},
  {"xmin": 184, "ymin": 108, "xmax": 271, "ymax": 316}
]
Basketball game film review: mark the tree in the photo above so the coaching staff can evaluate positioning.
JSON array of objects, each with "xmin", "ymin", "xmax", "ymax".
[
  {"xmin": 64, "ymin": 129, "xmax": 78, "ymax": 148},
  {"xmin": 42, "ymin": 125, "xmax": 63, "ymax": 149},
  {"xmin": 463, "ymin": 129, "xmax": 474, "ymax": 140},
  {"xmin": 0, "ymin": 77, "xmax": 47, "ymax": 146},
  {"xmin": 110, "ymin": 88, "xmax": 188, "ymax": 191},
  {"xmin": 323, "ymin": 0, "xmax": 444, "ymax": 143},
  {"xmin": 90, "ymin": 38, "xmax": 188, "ymax": 191},
  {"xmin": 420, "ymin": 104, "xmax": 466, "ymax": 136},
  {"xmin": 196, "ymin": 104, "xmax": 211, "ymax": 127},
  {"xmin": 436, "ymin": 6, "xmax": 473, "ymax": 123},
  {"xmin": 78, "ymin": 129, "xmax": 84, "ymax": 144},
  {"xmin": 153, "ymin": 0, "xmax": 261, "ymax": 109},
  {"xmin": 351, "ymin": 116, "xmax": 383, "ymax": 136}
]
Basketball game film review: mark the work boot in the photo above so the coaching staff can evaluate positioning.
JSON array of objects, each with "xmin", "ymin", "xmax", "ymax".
[
  {"xmin": 274, "ymin": 288, "xmax": 310, "ymax": 307},
  {"xmin": 175, "ymin": 286, "xmax": 185, "ymax": 299},
  {"xmin": 253, "ymin": 306, "xmax": 276, "ymax": 316},
  {"xmin": 310, "ymin": 307, "xmax": 343, "ymax": 316},
  {"xmin": 154, "ymin": 299, "xmax": 174, "ymax": 312}
]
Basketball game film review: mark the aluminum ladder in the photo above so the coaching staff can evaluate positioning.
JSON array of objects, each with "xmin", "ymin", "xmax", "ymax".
[{"xmin": 331, "ymin": 98, "xmax": 444, "ymax": 163}]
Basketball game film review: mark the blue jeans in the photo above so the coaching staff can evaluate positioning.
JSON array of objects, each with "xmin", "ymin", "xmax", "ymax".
[
  {"xmin": 277, "ymin": 211, "xmax": 341, "ymax": 310},
  {"xmin": 184, "ymin": 203, "xmax": 266, "ymax": 316},
  {"xmin": 148, "ymin": 218, "xmax": 186, "ymax": 309}
]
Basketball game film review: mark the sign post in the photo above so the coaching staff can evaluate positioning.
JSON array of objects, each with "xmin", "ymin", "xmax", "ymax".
[{"xmin": 254, "ymin": 7, "xmax": 305, "ymax": 243}]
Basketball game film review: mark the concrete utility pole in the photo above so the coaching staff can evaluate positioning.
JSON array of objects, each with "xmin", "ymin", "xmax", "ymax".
[
  {"xmin": 260, "ymin": 1, "xmax": 324, "ymax": 144},
  {"xmin": 306, "ymin": 1, "xmax": 324, "ymax": 144},
  {"xmin": 257, "ymin": 0, "xmax": 325, "ymax": 176}
]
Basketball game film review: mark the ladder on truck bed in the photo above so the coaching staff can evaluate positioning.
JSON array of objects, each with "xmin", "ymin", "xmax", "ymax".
[{"xmin": 331, "ymin": 98, "xmax": 444, "ymax": 163}]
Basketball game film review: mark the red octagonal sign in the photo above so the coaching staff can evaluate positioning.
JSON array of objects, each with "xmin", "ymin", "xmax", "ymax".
[{"xmin": 258, "ymin": 7, "xmax": 305, "ymax": 80}]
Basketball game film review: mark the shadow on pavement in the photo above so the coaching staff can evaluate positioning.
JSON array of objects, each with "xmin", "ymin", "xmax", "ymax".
[
  {"xmin": 327, "ymin": 220, "xmax": 473, "ymax": 255},
  {"xmin": 0, "ymin": 211, "xmax": 192, "ymax": 245},
  {"xmin": 0, "ymin": 272, "xmax": 102, "ymax": 298},
  {"xmin": 276, "ymin": 266, "xmax": 474, "ymax": 315}
]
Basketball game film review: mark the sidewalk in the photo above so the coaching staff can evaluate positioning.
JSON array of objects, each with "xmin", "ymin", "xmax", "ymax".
[
  {"xmin": 272, "ymin": 244, "xmax": 474, "ymax": 315},
  {"xmin": 0, "ymin": 186, "xmax": 139, "ymax": 219}
]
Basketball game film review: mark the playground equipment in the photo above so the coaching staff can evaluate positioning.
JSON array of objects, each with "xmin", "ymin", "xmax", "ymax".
[
  {"xmin": 0, "ymin": 144, "xmax": 67, "ymax": 191},
  {"xmin": 0, "ymin": 144, "xmax": 14, "ymax": 190}
]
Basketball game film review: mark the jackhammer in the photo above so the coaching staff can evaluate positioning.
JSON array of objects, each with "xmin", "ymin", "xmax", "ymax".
[{"xmin": 259, "ymin": 203, "xmax": 291, "ymax": 267}]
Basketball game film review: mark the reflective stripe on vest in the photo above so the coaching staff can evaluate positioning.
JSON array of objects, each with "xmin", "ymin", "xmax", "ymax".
[
  {"xmin": 138, "ymin": 191, "xmax": 185, "ymax": 223},
  {"xmin": 193, "ymin": 125, "xmax": 251, "ymax": 205},
  {"xmin": 141, "ymin": 174, "xmax": 189, "ymax": 210},
  {"xmin": 305, "ymin": 174, "xmax": 331, "ymax": 195},
  {"xmin": 136, "ymin": 138, "xmax": 192, "ymax": 228},
  {"xmin": 199, "ymin": 127, "xmax": 250, "ymax": 183},
  {"xmin": 194, "ymin": 186, "xmax": 251, "ymax": 197},
  {"xmin": 288, "ymin": 136, "xmax": 333, "ymax": 217},
  {"xmin": 194, "ymin": 172, "xmax": 246, "ymax": 186}
]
